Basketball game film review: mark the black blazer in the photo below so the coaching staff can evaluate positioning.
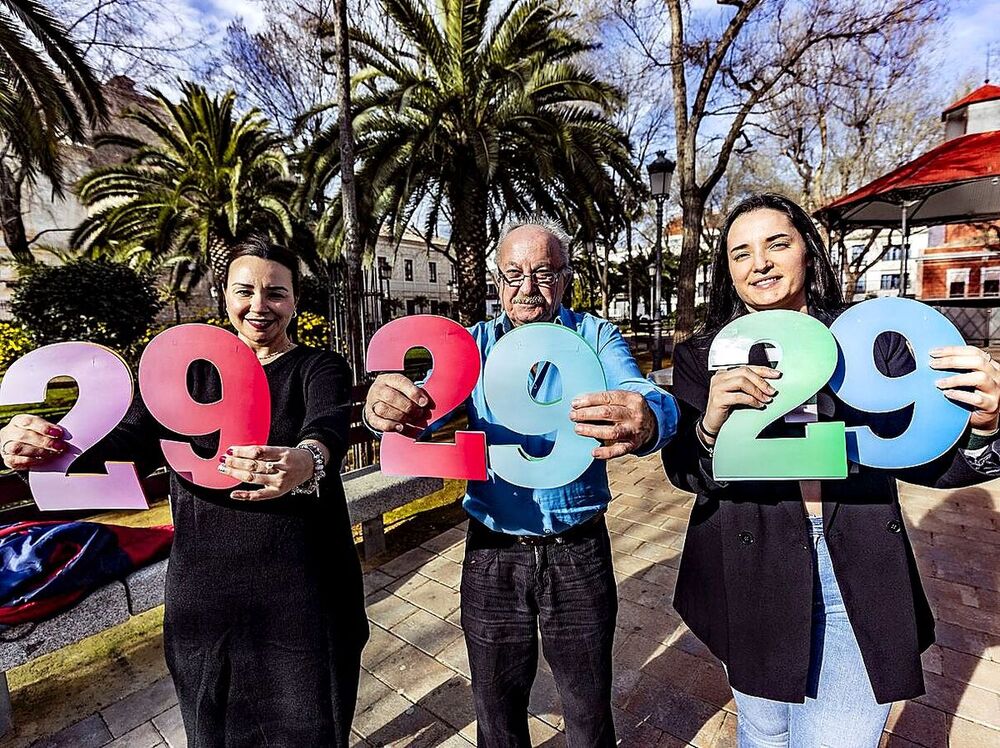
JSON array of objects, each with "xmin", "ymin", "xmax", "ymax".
[{"xmin": 661, "ymin": 308, "xmax": 989, "ymax": 704}]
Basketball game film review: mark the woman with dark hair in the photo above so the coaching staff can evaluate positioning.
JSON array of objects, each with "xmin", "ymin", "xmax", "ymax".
[
  {"xmin": 661, "ymin": 194, "xmax": 1000, "ymax": 745},
  {"xmin": 1, "ymin": 236, "xmax": 369, "ymax": 746}
]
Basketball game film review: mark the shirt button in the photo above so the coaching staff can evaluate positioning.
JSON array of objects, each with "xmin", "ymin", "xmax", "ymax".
[
  {"xmin": 738, "ymin": 531, "xmax": 755, "ymax": 545},
  {"xmin": 886, "ymin": 520, "xmax": 902, "ymax": 534},
  {"xmin": 544, "ymin": 529, "xmax": 552, "ymax": 535}
]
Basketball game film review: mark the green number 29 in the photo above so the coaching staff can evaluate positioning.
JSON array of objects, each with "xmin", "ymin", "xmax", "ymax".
[{"xmin": 708, "ymin": 311, "xmax": 847, "ymax": 480}]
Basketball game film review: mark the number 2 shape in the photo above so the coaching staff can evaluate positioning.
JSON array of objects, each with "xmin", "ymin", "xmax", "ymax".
[
  {"xmin": 709, "ymin": 311, "xmax": 847, "ymax": 480},
  {"xmin": 0, "ymin": 342, "xmax": 148, "ymax": 511},
  {"xmin": 366, "ymin": 315, "xmax": 487, "ymax": 480}
]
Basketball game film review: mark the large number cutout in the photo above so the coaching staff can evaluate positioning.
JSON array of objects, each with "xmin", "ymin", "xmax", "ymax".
[
  {"xmin": 482, "ymin": 324, "xmax": 606, "ymax": 489},
  {"xmin": 709, "ymin": 311, "xmax": 847, "ymax": 480},
  {"xmin": 830, "ymin": 297, "xmax": 969, "ymax": 468},
  {"xmin": 366, "ymin": 315, "xmax": 487, "ymax": 480},
  {"xmin": 138, "ymin": 324, "xmax": 271, "ymax": 488},
  {"xmin": 0, "ymin": 342, "xmax": 148, "ymax": 510}
]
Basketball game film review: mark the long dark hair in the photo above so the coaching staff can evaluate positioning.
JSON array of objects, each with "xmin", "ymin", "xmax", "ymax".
[
  {"xmin": 225, "ymin": 235, "xmax": 301, "ymax": 298},
  {"xmin": 700, "ymin": 193, "xmax": 842, "ymax": 335}
]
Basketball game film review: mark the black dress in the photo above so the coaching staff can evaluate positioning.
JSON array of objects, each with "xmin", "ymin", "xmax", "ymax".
[{"xmin": 89, "ymin": 345, "xmax": 369, "ymax": 747}]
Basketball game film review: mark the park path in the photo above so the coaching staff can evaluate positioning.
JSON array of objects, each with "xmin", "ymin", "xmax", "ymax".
[{"xmin": 12, "ymin": 454, "xmax": 1000, "ymax": 747}]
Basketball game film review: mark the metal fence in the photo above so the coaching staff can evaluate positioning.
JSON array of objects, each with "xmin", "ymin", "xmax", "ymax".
[{"xmin": 934, "ymin": 305, "xmax": 1000, "ymax": 347}]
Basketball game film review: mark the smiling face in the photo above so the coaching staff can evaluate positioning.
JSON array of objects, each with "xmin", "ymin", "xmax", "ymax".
[
  {"xmin": 726, "ymin": 208, "xmax": 810, "ymax": 313},
  {"xmin": 496, "ymin": 226, "xmax": 571, "ymax": 326},
  {"xmin": 225, "ymin": 255, "xmax": 297, "ymax": 349}
]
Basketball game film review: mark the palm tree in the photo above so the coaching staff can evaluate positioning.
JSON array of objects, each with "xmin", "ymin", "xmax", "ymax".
[
  {"xmin": 299, "ymin": 0, "xmax": 641, "ymax": 325},
  {"xmin": 0, "ymin": 0, "xmax": 107, "ymax": 263},
  {"xmin": 72, "ymin": 82, "xmax": 295, "ymax": 310}
]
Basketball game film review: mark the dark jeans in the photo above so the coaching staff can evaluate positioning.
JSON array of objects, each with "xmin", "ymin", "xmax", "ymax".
[{"xmin": 461, "ymin": 516, "xmax": 618, "ymax": 748}]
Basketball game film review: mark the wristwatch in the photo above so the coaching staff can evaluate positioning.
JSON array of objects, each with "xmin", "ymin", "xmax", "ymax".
[{"xmin": 291, "ymin": 443, "xmax": 327, "ymax": 495}]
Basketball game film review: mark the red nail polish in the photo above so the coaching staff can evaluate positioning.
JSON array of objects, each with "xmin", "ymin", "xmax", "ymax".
[
  {"xmin": 226, "ymin": 448, "xmax": 234, "ymax": 455},
  {"xmin": 46, "ymin": 427, "xmax": 63, "ymax": 437},
  {"xmin": 219, "ymin": 456, "xmax": 227, "ymax": 462}
]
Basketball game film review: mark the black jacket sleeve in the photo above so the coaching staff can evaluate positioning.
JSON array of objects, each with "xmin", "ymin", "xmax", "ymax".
[{"xmin": 660, "ymin": 340, "xmax": 728, "ymax": 495}]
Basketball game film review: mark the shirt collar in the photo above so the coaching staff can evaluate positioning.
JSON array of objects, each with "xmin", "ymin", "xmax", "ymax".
[{"xmin": 493, "ymin": 306, "xmax": 569, "ymax": 338}]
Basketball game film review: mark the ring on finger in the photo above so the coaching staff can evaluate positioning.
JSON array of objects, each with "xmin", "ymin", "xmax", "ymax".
[
  {"xmin": 264, "ymin": 461, "xmax": 276, "ymax": 474},
  {"xmin": 0, "ymin": 440, "xmax": 14, "ymax": 456}
]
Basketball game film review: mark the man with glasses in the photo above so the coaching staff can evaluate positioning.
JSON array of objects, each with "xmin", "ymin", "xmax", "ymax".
[{"xmin": 364, "ymin": 217, "xmax": 678, "ymax": 747}]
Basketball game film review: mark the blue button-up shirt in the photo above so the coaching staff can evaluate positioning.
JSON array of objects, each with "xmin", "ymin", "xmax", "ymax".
[{"xmin": 455, "ymin": 306, "xmax": 678, "ymax": 536}]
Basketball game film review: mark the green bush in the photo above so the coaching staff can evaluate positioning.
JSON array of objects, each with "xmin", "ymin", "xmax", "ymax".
[
  {"xmin": 0, "ymin": 320, "xmax": 33, "ymax": 372},
  {"xmin": 12, "ymin": 258, "xmax": 162, "ymax": 353},
  {"xmin": 297, "ymin": 310, "xmax": 329, "ymax": 349}
]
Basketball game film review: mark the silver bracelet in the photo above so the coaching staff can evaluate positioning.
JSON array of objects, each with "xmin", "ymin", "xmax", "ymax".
[{"xmin": 291, "ymin": 443, "xmax": 327, "ymax": 496}]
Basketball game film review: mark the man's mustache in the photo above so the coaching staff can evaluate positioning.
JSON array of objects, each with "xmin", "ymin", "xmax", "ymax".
[{"xmin": 512, "ymin": 295, "xmax": 545, "ymax": 305}]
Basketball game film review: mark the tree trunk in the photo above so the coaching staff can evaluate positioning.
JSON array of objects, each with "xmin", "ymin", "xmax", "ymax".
[
  {"xmin": 451, "ymin": 182, "xmax": 488, "ymax": 327},
  {"xmin": 207, "ymin": 235, "xmax": 231, "ymax": 317},
  {"xmin": 673, "ymin": 192, "xmax": 705, "ymax": 344},
  {"xmin": 332, "ymin": 0, "xmax": 364, "ymax": 379},
  {"xmin": 0, "ymin": 161, "xmax": 31, "ymax": 264}
]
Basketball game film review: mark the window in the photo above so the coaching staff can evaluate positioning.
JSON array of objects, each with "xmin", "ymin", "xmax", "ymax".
[
  {"xmin": 429, "ymin": 262, "xmax": 437, "ymax": 283},
  {"xmin": 880, "ymin": 274, "xmax": 900, "ymax": 290},
  {"xmin": 450, "ymin": 264, "xmax": 457, "ymax": 282},
  {"xmin": 982, "ymin": 269, "xmax": 1000, "ymax": 297},
  {"xmin": 883, "ymin": 245, "xmax": 902, "ymax": 262},
  {"xmin": 854, "ymin": 276, "xmax": 866, "ymax": 293},
  {"xmin": 377, "ymin": 256, "xmax": 390, "ymax": 279},
  {"xmin": 486, "ymin": 282, "xmax": 498, "ymax": 298},
  {"xmin": 404, "ymin": 259, "xmax": 413, "ymax": 281},
  {"xmin": 946, "ymin": 268, "xmax": 969, "ymax": 298},
  {"xmin": 851, "ymin": 244, "xmax": 865, "ymax": 260}
]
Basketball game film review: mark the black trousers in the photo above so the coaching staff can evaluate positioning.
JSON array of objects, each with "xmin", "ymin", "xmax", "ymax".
[{"xmin": 461, "ymin": 516, "xmax": 618, "ymax": 748}]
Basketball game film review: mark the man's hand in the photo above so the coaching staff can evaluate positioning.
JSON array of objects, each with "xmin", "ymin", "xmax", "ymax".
[
  {"xmin": 364, "ymin": 373, "xmax": 432, "ymax": 436},
  {"xmin": 569, "ymin": 390, "xmax": 657, "ymax": 460}
]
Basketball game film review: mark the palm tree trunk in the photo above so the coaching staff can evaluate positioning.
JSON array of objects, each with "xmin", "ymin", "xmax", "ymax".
[
  {"xmin": 207, "ymin": 234, "xmax": 231, "ymax": 317},
  {"xmin": 0, "ymin": 160, "xmax": 32, "ymax": 264},
  {"xmin": 451, "ymin": 182, "xmax": 488, "ymax": 327}
]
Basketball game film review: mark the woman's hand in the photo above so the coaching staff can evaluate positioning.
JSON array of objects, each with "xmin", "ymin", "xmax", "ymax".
[
  {"xmin": 0, "ymin": 415, "xmax": 67, "ymax": 471},
  {"xmin": 218, "ymin": 444, "xmax": 319, "ymax": 501},
  {"xmin": 931, "ymin": 346, "xmax": 1000, "ymax": 434},
  {"xmin": 702, "ymin": 365, "xmax": 782, "ymax": 442}
]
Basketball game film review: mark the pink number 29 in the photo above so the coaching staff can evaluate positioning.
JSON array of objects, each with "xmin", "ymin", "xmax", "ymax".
[{"xmin": 0, "ymin": 342, "xmax": 148, "ymax": 511}]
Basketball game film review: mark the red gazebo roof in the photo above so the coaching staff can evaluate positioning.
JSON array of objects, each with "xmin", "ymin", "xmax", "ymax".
[
  {"xmin": 942, "ymin": 83, "xmax": 1000, "ymax": 117},
  {"xmin": 815, "ymin": 130, "xmax": 1000, "ymax": 227}
]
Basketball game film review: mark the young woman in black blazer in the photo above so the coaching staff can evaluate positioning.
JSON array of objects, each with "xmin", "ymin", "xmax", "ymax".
[{"xmin": 661, "ymin": 194, "xmax": 1000, "ymax": 746}]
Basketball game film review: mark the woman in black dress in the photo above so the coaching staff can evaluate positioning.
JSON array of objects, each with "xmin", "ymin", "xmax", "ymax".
[
  {"xmin": 660, "ymin": 194, "xmax": 1000, "ymax": 746},
  {"xmin": 1, "ymin": 238, "xmax": 369, "ymax": 746}
]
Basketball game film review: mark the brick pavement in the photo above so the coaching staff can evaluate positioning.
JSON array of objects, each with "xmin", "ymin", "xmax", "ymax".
[{"xmin": 15, "ymin": 455, "xmax": 1000, "ymax": 747}]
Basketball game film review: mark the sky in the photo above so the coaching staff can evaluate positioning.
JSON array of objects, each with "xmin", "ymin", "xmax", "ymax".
[{"xmin": 171, "ymin": 0, "xmax": 1000, "ymax": 94}]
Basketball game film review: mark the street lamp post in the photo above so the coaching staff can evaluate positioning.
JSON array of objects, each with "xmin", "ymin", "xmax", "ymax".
[{"xmin": 646, "ymin": 151, "xmax": 675, "ymax": 371}]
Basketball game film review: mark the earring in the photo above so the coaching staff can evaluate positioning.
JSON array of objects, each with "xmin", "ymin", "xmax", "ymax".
[{"xmin": 291, "ymin": 310, "xmax": 298, "ymax": 318}]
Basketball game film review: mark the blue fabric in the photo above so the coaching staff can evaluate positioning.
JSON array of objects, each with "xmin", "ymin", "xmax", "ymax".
[
  {"xmin": 458, "ymin": 307, "xmax": 677, "ymax": 536},
  {"xmin": 730, "ymin": 516, "xmax": 892, "ymax": 746}
]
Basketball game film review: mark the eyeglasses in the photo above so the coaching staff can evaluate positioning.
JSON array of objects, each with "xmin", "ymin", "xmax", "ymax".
[{"xmin": 495, "ymin": 266, "xmax": 571, "ymax": 288}]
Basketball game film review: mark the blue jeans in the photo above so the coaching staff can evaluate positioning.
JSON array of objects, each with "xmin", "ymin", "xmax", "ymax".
[
  {"xmin": 732, "ymin": 516, "xmax": 892, "ymax": 747},
  {"xmin": 461, "ymin": 516, "xmax": 618, "ymax": 748}
]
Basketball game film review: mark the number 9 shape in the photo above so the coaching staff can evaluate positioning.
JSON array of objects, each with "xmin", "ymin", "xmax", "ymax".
[
  {"xmin": 482, "ymin": 323, "xmax": 606, "ymax": 489},
  {"xmin": 829, "ymin": 296, "xmax": 970, "ymax": 468},
  {"xmin": 138, "ymin": 324, "xmax": 272, "ymax": 488}
]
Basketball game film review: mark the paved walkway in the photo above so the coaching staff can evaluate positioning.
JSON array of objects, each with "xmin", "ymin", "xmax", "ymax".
[{"xmin": 11, "ymin": 454, "xmax": 1000, "ymax": 747}]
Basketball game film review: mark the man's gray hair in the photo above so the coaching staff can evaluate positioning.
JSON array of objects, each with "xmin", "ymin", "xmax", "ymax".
[{"xmin": 490, "ymin": 215, "xmax": 573, "ymax": 270}]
